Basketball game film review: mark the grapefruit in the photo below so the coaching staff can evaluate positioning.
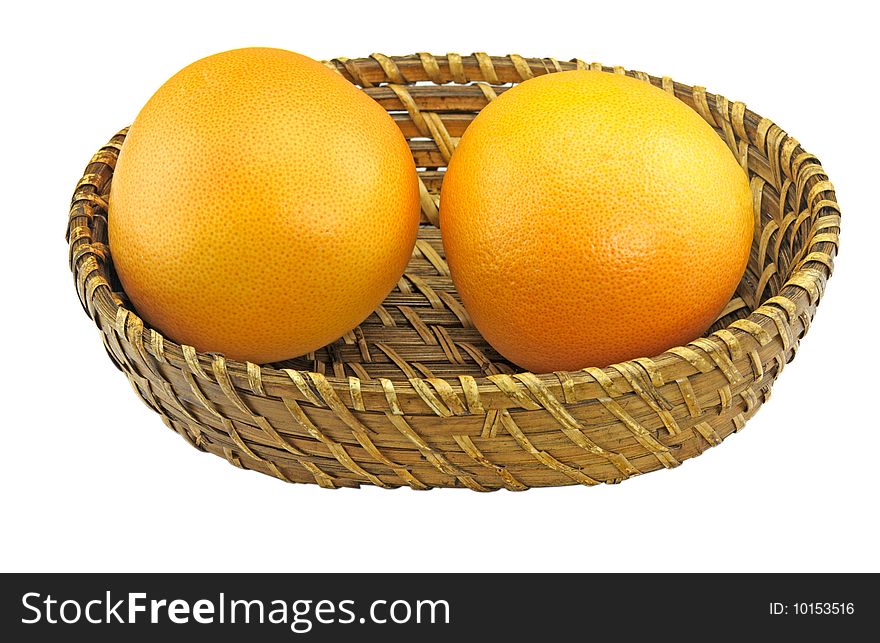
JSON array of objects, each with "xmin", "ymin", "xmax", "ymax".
[
  {"xmin": 109, "ymin": 48, "xmax": 419, "ymax": 363},
  {"xmin": 440, "ymin": 70, "xmax": 754, "ymax": 372}
]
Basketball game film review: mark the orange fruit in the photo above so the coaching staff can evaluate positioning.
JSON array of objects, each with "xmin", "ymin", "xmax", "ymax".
[
  {"xmin": 440, "ymin": 70, "xmax": 753, "ymax": 372},
  {"xmin": 109, "ymin": 48, "xmax": 419, "ymax": 364}
]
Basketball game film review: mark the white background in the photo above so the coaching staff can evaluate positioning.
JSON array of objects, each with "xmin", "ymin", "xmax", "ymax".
[{"xmin": 2, "ymin": 0, "xmax": 877, "ymax": 573}]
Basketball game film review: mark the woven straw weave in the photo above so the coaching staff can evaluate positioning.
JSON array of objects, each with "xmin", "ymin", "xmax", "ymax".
[{"xmin": 66, "ymin": 53, "xmax": 840, "ymax": 490}]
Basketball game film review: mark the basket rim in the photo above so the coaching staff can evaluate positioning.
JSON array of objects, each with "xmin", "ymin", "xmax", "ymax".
[{"xmin": 67, "ymin": 53, "xmax": 839, "ymax": 411}]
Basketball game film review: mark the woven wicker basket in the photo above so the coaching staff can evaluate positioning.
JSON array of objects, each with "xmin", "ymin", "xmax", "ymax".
[{"xmin": 67, "ymin": 53, "xmax": 840, "ymax": 490}]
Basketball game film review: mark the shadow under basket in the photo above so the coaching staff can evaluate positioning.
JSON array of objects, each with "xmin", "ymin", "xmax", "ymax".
[{"xmin": 67, "ymin": 53, "xmax": 840, "ymax": 490}]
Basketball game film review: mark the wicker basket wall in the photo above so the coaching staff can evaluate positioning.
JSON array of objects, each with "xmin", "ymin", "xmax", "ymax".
[{"xmin": 66, "ymin": 53, "xmax": 840, "ymax": 490}]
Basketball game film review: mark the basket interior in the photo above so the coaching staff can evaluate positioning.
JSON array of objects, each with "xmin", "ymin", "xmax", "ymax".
[{"xmin": 101, "ymin": 55, "xmax": 811, "ymax": 378}]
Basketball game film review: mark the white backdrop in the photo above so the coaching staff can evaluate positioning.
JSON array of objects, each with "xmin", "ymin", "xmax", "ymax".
[{"xmin": 3, "ymin": 0, "xmax": 876, "ymax": 573}]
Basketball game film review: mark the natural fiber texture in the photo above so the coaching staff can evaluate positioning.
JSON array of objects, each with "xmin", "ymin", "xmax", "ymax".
[{"xmin": 67, "ymin": 53, "xmax": 840, "ymax": 490}]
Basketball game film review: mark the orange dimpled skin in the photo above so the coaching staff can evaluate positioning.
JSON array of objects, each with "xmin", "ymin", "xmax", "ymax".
[
  {"xmin": 440, "ymin": 70, "xmax": 754, "ymax": 373},
  {"xmin": 109, "ymin": 48, "xmax": 420, "ymax": 364}
]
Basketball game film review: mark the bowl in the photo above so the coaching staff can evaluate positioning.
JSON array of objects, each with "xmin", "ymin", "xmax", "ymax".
[{"xmin": 66, "ymin": 53, "xmax": 840, "ymax": 489}]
